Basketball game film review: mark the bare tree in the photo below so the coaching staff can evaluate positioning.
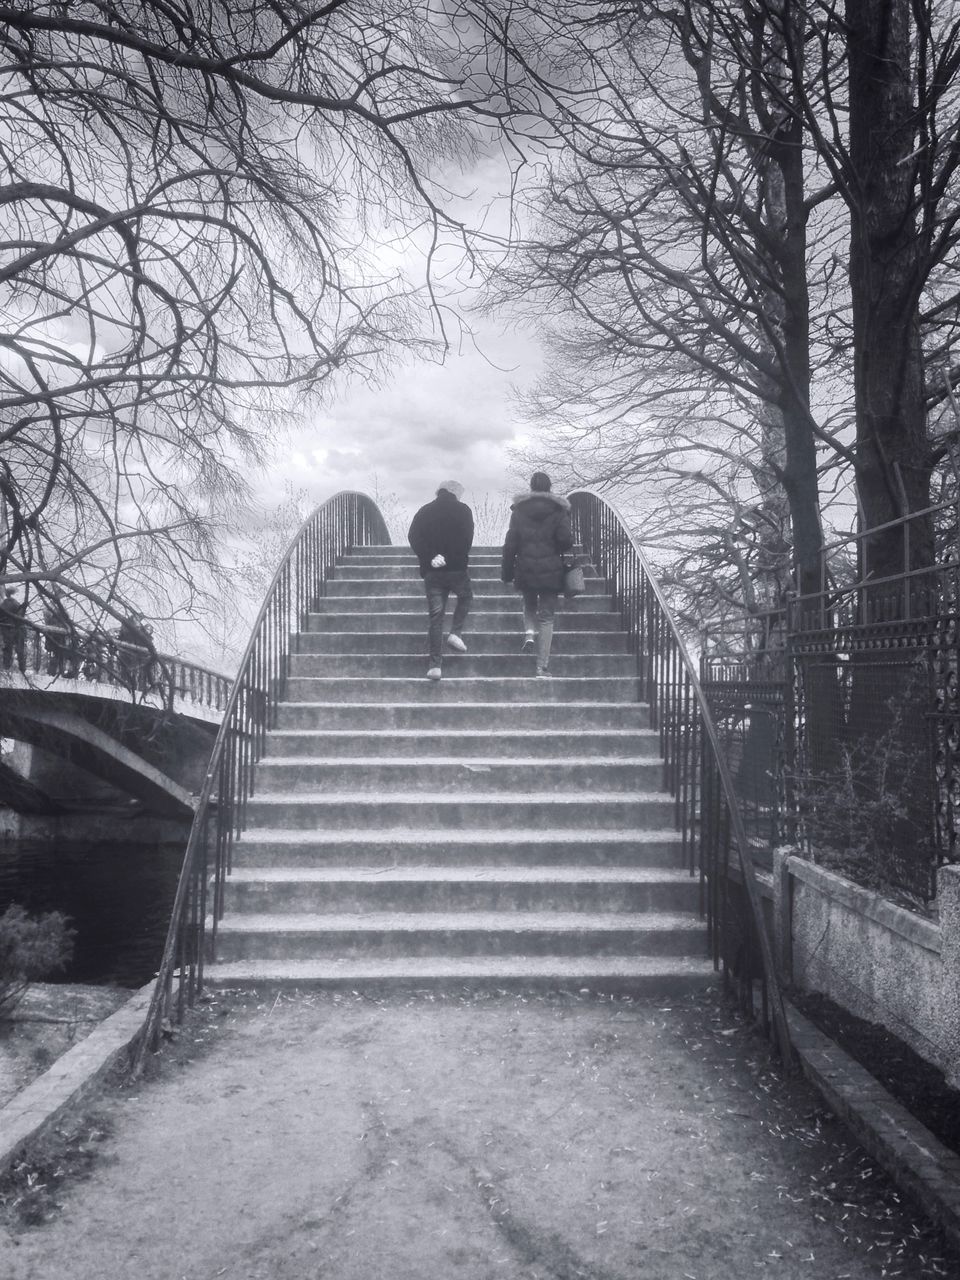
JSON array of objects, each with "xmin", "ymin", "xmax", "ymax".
[
  {"xmin": 0, "ymin": 1, "xmax": 518, "ymax": 640},
  {"xmin": 497, "ymin": 0, "xmax": 960, "ymax": 620}
]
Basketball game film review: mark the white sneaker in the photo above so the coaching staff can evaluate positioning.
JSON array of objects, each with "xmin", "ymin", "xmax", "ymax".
[
  {"xmin": 445, "ymin": 633, "xmax": 468, "ymax": 653},
  {"xmin": 427, "ymin": 666, "xmax": 442, "ymax": 681}
]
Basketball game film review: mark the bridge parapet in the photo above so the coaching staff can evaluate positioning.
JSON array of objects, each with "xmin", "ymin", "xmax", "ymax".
[{"xmin": 1, "ymin": 620, "xmax": 231, "ymax": 724}]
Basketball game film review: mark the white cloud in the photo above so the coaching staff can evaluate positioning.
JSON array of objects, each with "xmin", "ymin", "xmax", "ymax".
[{"xmin": 258, "ymin": 315, "xmax": 544, "ymax": 533}]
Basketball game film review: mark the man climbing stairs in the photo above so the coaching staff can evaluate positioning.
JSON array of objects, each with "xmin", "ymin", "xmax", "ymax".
[{"xmin": 203, "ymin": 546, "xmax": 713, "ymax": 993}]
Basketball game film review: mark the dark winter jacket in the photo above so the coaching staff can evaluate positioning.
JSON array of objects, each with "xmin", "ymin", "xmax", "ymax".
[
  {"xmin": 408, "ymin": 491, "xmax": 475, "ymax": 577},
  {"xmin": 501, "ymin": 492, "xmax": 573, "ymax": 592}
]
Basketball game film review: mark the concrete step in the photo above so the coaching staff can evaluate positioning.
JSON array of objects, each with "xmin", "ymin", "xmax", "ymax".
[
  {"xmin": 229, "ymin": 828, "xmax": 684, "ymax": 869},
  {"xmin": 242, "ymin": 791, "xmax": 676, "ymax": 831},
  {"xmin": 282, "ymin": 677, "xmax": 640, "ymax": 704},
  {"xmin": 304, "ymin": 610, "xmax": 623, "ymax": 633},
  {"xmin": 252, "ymin": 757, "xmax": 664, "ymax": 794},
  {"xmin": 324, "ymin": 579, "xmax": 609, "ymax": 598},
  {"xmin": 222, "ymin": 866, "xmax": 700, "ymax": 915},
  {"xmin": 310, "ymin": 595, "xmax": 615, "ymax": 615},
  {"xmin": 294, "ymin": 630, "xmax": 629, "ymax": 654},
  {"xmin": 212, "ymin": 911, "xmax": 707, "ymax": 961},
  {"xmin": 342, "ymin": 545, "xmax": 585, "ymax": 560},
  {"xmin": 200, "ymin": 954, "xmax": 716, "ymax": 996},
  {"xmin": 263, "ymin": 728, "xmax": 660, "ymax": 759},
  {"xmin": 333, "ymin": 564, "xmax": 505, "ymax": 580},
  {"xmin": 286, "ymin": 654, "xmax": 636, "ymax": 679},
  {"xmin": 333, "ymin": 564, "xmax": 603, "ymax": 581},
  {"xmin": 274, "ymin": 701, "xmax": 651, "ymax": 731}
]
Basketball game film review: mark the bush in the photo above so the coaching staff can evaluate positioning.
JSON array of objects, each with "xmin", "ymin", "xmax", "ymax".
[{"xmin": 0, "ymin": 905, "xmax": 75, "ymax": 1019}]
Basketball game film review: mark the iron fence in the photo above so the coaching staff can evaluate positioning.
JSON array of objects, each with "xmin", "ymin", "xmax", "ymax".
[
  {"xmin": 698, "ymin": 501, "xmax": 960, "ymax": 904},
  {"xmin": 569, "ymin": 491, "xmax": 792, "ymax": 1060},
  {"xmin": 133, "ymin": 491, "xmax": 390, "ymax": 1069}
]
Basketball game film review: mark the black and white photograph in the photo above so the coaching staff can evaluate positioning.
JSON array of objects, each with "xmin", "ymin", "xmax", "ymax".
[{"xmin": 1, "ymin": 3, "xmax": 960, "ymax": 1277}]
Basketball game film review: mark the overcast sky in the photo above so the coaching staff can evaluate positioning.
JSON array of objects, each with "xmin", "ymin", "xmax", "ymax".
[
  {"xmin": 263, "ymin": 314, "xmax": 542, "ymax": 539},
  {"xmin": 250, "ymin": 142, "xmax": 550, "ymax": 540}
]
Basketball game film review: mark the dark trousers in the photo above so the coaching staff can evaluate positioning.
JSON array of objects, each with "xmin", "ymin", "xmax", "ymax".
[{"xmin": 424, "ymin": 569, "xmax": 473, "ymax": 664}]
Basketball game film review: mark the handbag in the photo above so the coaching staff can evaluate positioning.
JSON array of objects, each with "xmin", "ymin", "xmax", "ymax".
[{"xmin": 562, "ymin": 556, "xmax": 585, "ymax": 598}]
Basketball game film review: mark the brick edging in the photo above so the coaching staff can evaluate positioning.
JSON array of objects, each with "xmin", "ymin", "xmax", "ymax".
[
  {"xmin": 0, "ymin": 983, "xmax": 153, "ymax": 1179},
  {"xmin": 786, "ymin": 1001, "xmax": 960, "ymax": 1251}
]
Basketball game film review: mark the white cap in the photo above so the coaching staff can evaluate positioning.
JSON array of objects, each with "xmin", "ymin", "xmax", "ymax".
[{"xmin": 437, "ymin": 480, "xmax": 464, "ymax": 498}]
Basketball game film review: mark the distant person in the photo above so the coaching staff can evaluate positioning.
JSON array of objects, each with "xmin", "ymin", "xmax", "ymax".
[
  {"xmin": 43, "ymin": 594, "xmax": 77, "ymax": 678},
  {"xmin": 501, "ymin": 472, "xmax": 573, "ymax": 677},
  {"xmin": 408, "ymin": 481, "xmax": 474, "ymax": 681},
  {"xmin": 0, "ymin": 588, "xmax": 26, "ymax": 673},
  {"xmin": 118, "ymin": 613, "xmax": 155, "ymax": 691}
]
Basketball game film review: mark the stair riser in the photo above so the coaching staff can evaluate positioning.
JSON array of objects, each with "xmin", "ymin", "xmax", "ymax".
[
  {"xmin": 252, "ymin": 760, "xmax": 664, "ymax": 794},
  {"xmin": 334, "ymin": 566, "xmax": 563, "ymax": 580},
  {"xmin": 325, "ymin": 581, "xmax": 609, "ymax": 598},
  {"xmin": 263, "ymin": 732, "xmax": 659, "ymax": 759},
  {"xmin": 200, "ymin": 970, "xmax": 713, "ymax": 997},
  {"xmin": 274, "ymin": 704, "xmax": 651, "ymax": 731},
  {"xmin": 311, "ymin": 595, "xmax": 615, "ymax": 614},
  {"xmin": 242, "ymin": 797, "xmax": 676, "ymax": 830},
  {"xmin": 340, "ymin": 546, "xmax": 582, "ymax": 560},
  {"xmin": 283, "ymin": 678, "xmax": 640, "ymax": 704},
  {"xmin": 304, "ymin": 612, "xmax": 624, "ymax": 633},
  {"xmin": 287, "ymin": 655, "xmax": 636, "ymax": 678},
  {"xmin": 223, "ymin": 881, "xmax": 700, "ymax": 915},
  {"xmin": 214, "ymin": 927, "xmax": 705, "ymax": 961},
  {"xmin": 295, "ymin": 631, "xmax": 629, "ymax": 654},
  {"xmin": 230, "ymin": 837, "xmax": 684, "ymax": 869}
]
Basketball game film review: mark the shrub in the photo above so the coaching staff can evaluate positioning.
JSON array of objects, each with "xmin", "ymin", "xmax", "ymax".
[
  {"xmin": 799, "ymin": 668, "xmax": 935, "ymax": 909},
  {"xmin": 0, "ymin": 905, "xmax": 76, "ymax": 1019}
]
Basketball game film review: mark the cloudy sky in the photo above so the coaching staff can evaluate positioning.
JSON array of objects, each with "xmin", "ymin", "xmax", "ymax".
[
  {"xmin": 265, "ymin": 314, "xmax": 543, "ymax": 538},
  {"xmin": 249, "ymin": 142, "xmax": 551, "ymax": 541}
]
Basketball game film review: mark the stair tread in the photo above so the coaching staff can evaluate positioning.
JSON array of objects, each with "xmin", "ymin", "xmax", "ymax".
[
  {"xmin": 268, "ymin": 728, "xmax": 655, "ymax": 738},
  {"xmin": 246, "ymin": 790, "xmax": 673, "ymax": 804},
  {"xmin": 235, "ymin": 827, "xmax": 681, "ymax": 843},
  {"xmin": 258, "ymin": 755, "xmax": 663, "ymax": 767},
  {"xmin": 203, "ymin": 955, "xmax": 714, "ymax": 980},
  {"xmin": 218, "ymin": 910, "xmax": 703, "ymax": 932},
  {"xmin": 279, "ymin": 700, "xmax": 649, "ymax": 709},
  {"xmin": 227, "ymin": 866, "xmax": 695, "ymax": 884}
]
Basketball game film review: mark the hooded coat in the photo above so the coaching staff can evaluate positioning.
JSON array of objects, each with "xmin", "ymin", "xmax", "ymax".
[{"xmin": 501, "ymin": 491, "xmax": 573, "ymax": 592}]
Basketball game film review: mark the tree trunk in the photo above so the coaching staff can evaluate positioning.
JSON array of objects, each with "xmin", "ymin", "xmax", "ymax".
[
  {"xmin": 761, "ymin": 0, "xmax": 824, "ymax": 600},
  {"xmin": 846, "ymin": 0, "xmax": 933, "ymax": 589}
]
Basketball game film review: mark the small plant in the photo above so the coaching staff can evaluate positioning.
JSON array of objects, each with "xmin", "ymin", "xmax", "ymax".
[{"xmin": 0, "ymin": 905, "xmax": 76, "ymax": 1020}]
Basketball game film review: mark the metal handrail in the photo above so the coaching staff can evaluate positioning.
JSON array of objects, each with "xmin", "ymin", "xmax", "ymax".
[
  {"xmin": 570, "ymin": 490, "xmax": 792, "ymax": 1063},
  {"xmin": 133, "ymin": 491, "xmax": 390, "ymax": 1069}
]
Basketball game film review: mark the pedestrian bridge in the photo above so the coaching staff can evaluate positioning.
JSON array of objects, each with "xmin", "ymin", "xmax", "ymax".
[
  {"xmin": 138, "ymin": 489, "xmax": 788, "ymax": 1067},
  {"xmin": 0, "ymin": 624, "xmax": 230, "ymax": 818}
]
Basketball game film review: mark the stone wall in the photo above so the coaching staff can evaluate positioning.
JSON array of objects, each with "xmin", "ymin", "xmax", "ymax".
[{"xmin": 774, "ymin": 852, "xmax": 960, "ymax": 1088}]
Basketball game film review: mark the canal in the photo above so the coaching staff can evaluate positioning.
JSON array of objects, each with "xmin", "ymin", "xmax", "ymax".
[{"xmin": 0, "ymin": 835, "xmax": 185, "ymax": 987}]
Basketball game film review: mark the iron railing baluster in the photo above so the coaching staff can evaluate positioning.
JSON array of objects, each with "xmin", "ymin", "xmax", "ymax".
[
  {"xmin": 570, "ymin": 490, "xmax": 792, "ymax": 1063},
  {"xmin": 134, "ymin": 493, "xmax": 390, "ymax": 1072}
]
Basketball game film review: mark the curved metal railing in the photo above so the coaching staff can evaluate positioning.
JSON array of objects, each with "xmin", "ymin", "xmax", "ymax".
[
  {"xmin": 570, "ymin": 490, "xmax": 792, "ymax": 1062},
  {"xmin": 134, "ymin": 491, "xmax": 390, "ymax": 1067},
  {"xmin": 1, "ymin": 620, "xmax": 231, "ymax": 715}
]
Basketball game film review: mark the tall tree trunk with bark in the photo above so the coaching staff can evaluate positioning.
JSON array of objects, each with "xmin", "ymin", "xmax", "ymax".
[{"xmin": 846, "ymin": 0, "xmax": 933, "ymax": 585}]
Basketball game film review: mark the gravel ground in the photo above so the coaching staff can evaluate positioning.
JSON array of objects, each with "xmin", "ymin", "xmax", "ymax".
[{"xmin": 0, "ymin": 986, "xmax": 957, "ymax": 1280}]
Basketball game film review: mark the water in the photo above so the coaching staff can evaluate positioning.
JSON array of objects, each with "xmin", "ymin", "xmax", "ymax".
[{"xmin": 0, "ymin": 836, "xmax": 186, "ymax": 987}]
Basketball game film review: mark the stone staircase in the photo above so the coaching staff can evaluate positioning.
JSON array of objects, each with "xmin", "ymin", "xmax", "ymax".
[{"xmin": 203, "ymin": 545, "xmax": 713, "ymax": 994}]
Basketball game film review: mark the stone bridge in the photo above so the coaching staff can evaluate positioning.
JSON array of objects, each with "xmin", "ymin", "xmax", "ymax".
[{"xmin": 0, "ymin": 623, "xmax": 230, "ymax": 821}]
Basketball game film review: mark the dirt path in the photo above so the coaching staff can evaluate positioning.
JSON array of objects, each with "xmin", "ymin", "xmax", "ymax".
[{"xmin": 0, "ymin": 989, "xmax": 956, "ymax": 1280}]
